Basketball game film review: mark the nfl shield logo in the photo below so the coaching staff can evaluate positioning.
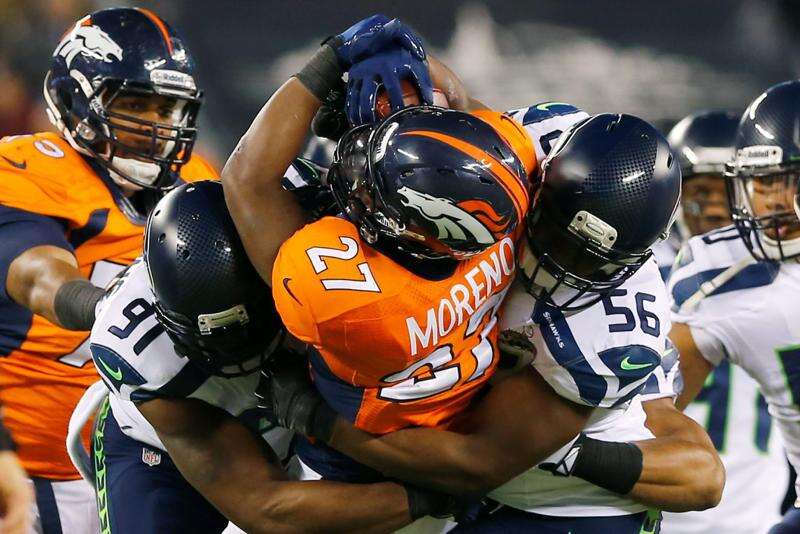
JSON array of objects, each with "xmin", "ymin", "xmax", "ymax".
[{"xmin": 141, "ymin": 448, "xmax": 161, "ymax": 467}]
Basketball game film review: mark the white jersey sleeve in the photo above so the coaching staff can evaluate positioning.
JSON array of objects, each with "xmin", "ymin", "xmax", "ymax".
[
  {"xmin": 501, "ymin": 259, "xmax": 671, "ymax": 409},
  {"xmin": 638, "ymin": 338, "xmax": 683, "ymax": 402},
  {"xmin": 506, "ymin": 102, "xmax": 590, "ymax": 164},
  {"xmin": 90, "ymin": 259, "xmax": 206, "ymax": 403}
]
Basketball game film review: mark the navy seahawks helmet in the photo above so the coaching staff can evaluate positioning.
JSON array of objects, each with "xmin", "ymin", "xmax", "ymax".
[
  {"xmin": 668, "ymin": 110, "xmax": 739, "ymax": 178},
  {"xmin": 144, "ymin": 181, "xmax": 282, "ymax": 377},
  {"xmin": 44, "ymin": 8, "xmax": 202, "ymax": 191},
  {"xmin": 329, "ymin": 106, "xmax": 529, "ymax": 260},
  {"xmin": 668, "ymin": 110, "xmax": 738, "ymax": 236},
  {"xmin": 726, "ymin": 80, "xmax": 800, "ymax": 262},
  {"xmin": 521, "ymin": 114, "xmax": 680, "ymax": 310}
]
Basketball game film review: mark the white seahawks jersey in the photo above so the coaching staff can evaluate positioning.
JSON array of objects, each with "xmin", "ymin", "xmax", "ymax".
[
  {"xmin": 668, "ymin": 225, "xmax": 794, "ymax": 531},
  {"xmin": 652, "ymin": 229, "xmax": 682, "ymax": 281},
  {"xmin": 506, "ymin": 102, "xmax": 589, "ymax": 167},
  {"xmin": 90, "ymin": 260, "xmax": 291, "ymax": 456},
  {"xmin": 492, "ymin": 258, "xmax": 676, "ymax": 516},
  {"xmin": 663, "ymin": 362, "xmax": 785, "ymax": 534}
]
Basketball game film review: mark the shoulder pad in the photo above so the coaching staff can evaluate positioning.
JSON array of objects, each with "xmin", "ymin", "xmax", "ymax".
[
  {"xmin": 0, "ymin": 133, "xmax": 88, "ymax": 218},
  {"xmin": 272, "ymin": 217, "xmax": 383, "ymax": 345},
  {"xmin": 506, "ymin": 102, "xmax": 589, "ymax": 165}
]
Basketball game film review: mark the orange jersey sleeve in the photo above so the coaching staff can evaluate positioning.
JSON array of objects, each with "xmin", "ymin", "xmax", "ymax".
[
  {"xmin": 0, "ymin": 134, "xmax": 75, "ymax": 219},
  {"xmin": 272, "ymin": 239, "xmax": 321, "ymax": 346},
  {"xmin": 472, "ymin": 109, "xmax": 537, "ymax": 177}
]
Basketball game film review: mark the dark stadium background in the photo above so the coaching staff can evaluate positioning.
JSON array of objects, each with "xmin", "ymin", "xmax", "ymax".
[{"xmin": 2, "ymin": 0, "xmax": 800, "ymax": 165}]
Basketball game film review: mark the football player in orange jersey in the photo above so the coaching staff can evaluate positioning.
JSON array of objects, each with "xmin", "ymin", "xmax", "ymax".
[
  {"xmin": 223, "ymin": 14, "xmax": 535, "ymax": 531},
  {"xmin": 0, "ymin": 7, "xmax": 216, "ymax": 533}
]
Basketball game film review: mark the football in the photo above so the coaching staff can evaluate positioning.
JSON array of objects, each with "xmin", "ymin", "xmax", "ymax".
[{"xmin": 375, "ymin": 79, "xmax": 450, "ymax": 119}]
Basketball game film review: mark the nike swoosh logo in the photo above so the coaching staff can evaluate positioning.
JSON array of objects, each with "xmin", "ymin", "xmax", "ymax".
[
  {"xmin": 535, "ymin": 102, "xmax": 570, "ymax": 111},
  {"xmin": 620, "ymin": 356, "xmax": 654, "ymax": 371},
  {"xmin": 282, "ymin": 277, "xmax": 302, "ymax": 305},
  {"xmin": 2, "ymin": 156, "xmax": 26, "ymax": 170},
  {"xmin": 97, "ymin": 357, "xmax": 123, "ymax": 381}
]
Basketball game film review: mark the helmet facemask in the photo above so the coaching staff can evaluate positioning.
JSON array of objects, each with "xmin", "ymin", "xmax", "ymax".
[
  {"xmin": 329, "ymin": 120, "xmax": 455, "ymax": 260},
  {"xmin": 521, "ymin": 205, "xmax": 651, "ymax": 312},
  {"xmin": 726, "ymin": 164, "xmax": 800, "ymax": 262},
  {"xmin": 45, "ymin": 74, "xmax": 201, "ymax": 192},
  {"xmin": 153, "ymin": 296, "xmax": 283, "ymax": 378}
]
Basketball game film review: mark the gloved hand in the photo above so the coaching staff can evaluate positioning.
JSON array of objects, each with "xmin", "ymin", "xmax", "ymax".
[
  {"xmin": 311, "ymin": 79, "xmax": 349, "ymax": 141},
  {"xmin": 345, "ymin": 47, "xmax": 434, "ymax": 126},
  {"xmin": 255, "ymin": 351, "xmax": 337, "ymax": 441},
  {"xmin": 329, "ymin": 15, "xmax": 426, "ymax": 69}
]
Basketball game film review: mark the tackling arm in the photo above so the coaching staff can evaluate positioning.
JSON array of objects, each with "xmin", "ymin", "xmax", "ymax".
[
  {"xmin": 427, "ymin": 54, "xmax": 487, "ymax": 112},
  {"xmin": 628, "ymin": 397, "xmax": 724, "ymax": 511},
  {"xmin": 138, "ymin": 397, "xmax": 414, "ymax": 534},
  {"xmin": 328, "ymin": 367, "xmax": 592, "ymax": 496}
]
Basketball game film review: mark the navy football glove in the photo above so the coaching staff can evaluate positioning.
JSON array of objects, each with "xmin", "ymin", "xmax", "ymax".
[
  {"xmin": 255, "ymin": 351, "xmax": 337, "ymax": 441},
  {"xmin": 329, "ymin": 15, "xmax": 425, "ymax": 69},
  {"xmin": 346, "ymin": 47, "xmax": 433, "ymax": 126}
]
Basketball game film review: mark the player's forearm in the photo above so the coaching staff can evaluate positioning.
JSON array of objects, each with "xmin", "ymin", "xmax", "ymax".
[
  {"xmin": 329, "ymin": 418, "xmax": 510, "ymax": 496},
  {"xmin": 6, "ymin": 245, "xmax": 83, "ymax": 326},
  {"xmin": 221, "ymin": 77, "xmax": 317, "ymax": 281},
  {"xmin": 152, "ymin": 401, "xmax": 414, "ymax": 533},
  {"xmin": 251, "ymin": 480, "xmax": 412, "ymax": 534},
  {"xmin": 427, "ymin": 54, "xmax": 487, "ymax": 112},
  {"xmin": 427, "ymin": 54, "xmax": 468, "ymax": 111},
  {"xmin": 628, "ymin": 438, "xmax": 723, "ymax": 511},
  {"xmin": 327, "ymin": 369, "xmax": 588, "ymax": 496},
  {"xmin": 632, "ymin": 399, "xmax": 724, "ymax": 511}
]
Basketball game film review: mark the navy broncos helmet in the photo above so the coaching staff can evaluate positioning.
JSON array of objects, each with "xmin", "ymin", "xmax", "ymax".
[
  {"xmin": 668, "ymin": 110, "xmax": 739, "ymax": 178},
  {"xmin": 44, "ymin": 7, "xmax": 202, "ymax": 191},
  {"xmin": 521, "ymin": 114, "xmax": 681, "ymax": 310},
  {"xmin": 144, "ymin": 181, "xmax": 282, "ymax": 377},
  {"xmin": 727, "ymin": 80, "xmax": 800, "ymax": 262},
  {"xmin": 329, "ymin": 106, "xmax": 529, "ymax": 260}
]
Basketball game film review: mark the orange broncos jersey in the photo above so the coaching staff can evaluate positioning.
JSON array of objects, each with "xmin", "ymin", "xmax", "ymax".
[
  {"xmin": 273, "ymin": 110, "xmax": 535, "ymax": 434},
  {"xmin": 0, "ymin": 132, "xmax": 217, "ymax": 479}
]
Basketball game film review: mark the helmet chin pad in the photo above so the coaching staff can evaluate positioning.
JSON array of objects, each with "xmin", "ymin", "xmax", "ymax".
[{"xmin": 110, "ymin": 156, "xmax": 161, "ymax": 191}]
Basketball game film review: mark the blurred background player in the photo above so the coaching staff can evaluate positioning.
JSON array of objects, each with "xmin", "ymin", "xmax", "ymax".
[
  {"xmin": 653, "ymin": 110, "xmax": 739, "ymax": 279},
  {"xmin": 661, "ymin": 110, "xmax": 786, "ymax": 533},
  {"xmin": 668, "ymin": 80, "xmax": 800, "ymax": 534},
  {"xmin": 0, "ymin": 7, "xmax": 216, "ymax": 533}
]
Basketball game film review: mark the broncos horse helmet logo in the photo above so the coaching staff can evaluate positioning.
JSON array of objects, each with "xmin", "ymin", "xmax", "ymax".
[
  {"xmin": 55, "ymin": 20, "xmax": 124, "ymax": 68},
  {"xmin": 397, "ymin": 186, "xmax": 503, "ymax": 246}
]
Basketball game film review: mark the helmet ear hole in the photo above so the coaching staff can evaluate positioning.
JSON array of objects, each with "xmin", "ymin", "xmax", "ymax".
[{"xmin": 667, "ymin": 153, "xmax": 674, "ymax": 168}]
